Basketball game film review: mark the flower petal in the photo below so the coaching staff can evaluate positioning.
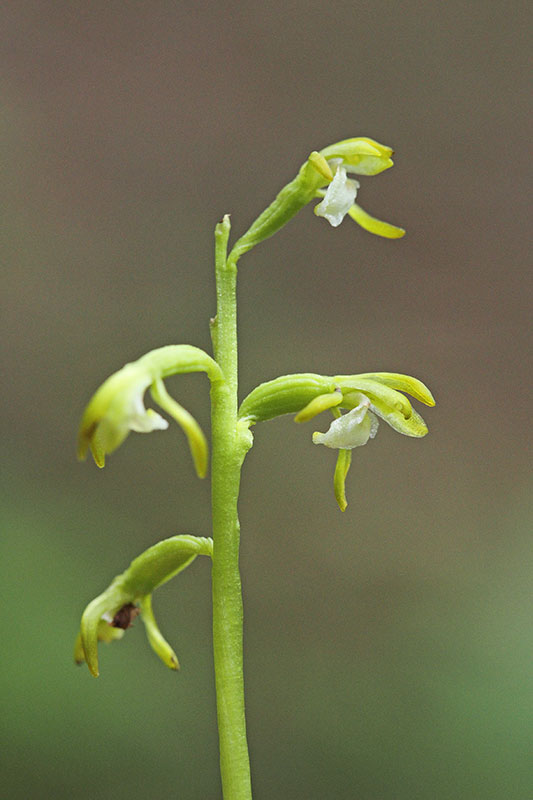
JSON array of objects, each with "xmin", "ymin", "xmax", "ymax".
[
  {"xmin": 128, "ymin": 407, "xmax": 169, "ymax": 433},
  {"xmin": 355, "ymin": 372, "xmax": 435, "ymax": 406},
  {"xmin": 319, "ymin": 138, "xmax": 394, "ymax": 176},
  {"xmin": 314, "ymin": 166, "xmax": 359, "ymax": 227},
  {"xmin": 348, "ymin": 203, "xmax": 405, "ymax": 239},
  {"xmin": 367, "ymin": 397, "xmax": 428, "ymax": 437},
  {"xmin": 294, "ymin": 390, "xmax": 343, "ymax": 422},
  {"xmin": 150, "ymin": 379, "xmax": 208, "ymax": 478},
  {"xmin": 312, "ymin": 400, "xmax": 376, "ymax": 449},
  {"xmin": 337, "ymin": 378, "xmax": 415, "ymax": 420},
  {"xmin": 333, "ymin": 448, "xmax": 352, "ymax": 512},
  {"xmin": 139, "ymin": 594, "xmax": 179, "ymax": 671}
]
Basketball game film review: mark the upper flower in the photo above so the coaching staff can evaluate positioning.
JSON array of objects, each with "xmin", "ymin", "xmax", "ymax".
[
  {"xmin": 309, "ymin": 139, "xmax": 405, "ymax": 236},
  {"xmin": 227, "ymin": 136, "xmax": 405, "ymax": 265}
]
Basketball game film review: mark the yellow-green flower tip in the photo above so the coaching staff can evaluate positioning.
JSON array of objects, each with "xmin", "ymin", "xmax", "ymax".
[
  {"xmin": 352, "ymin": 373, "xmax": 435, "ymax": 407},
  {"xmin": 348, "ymin": 204, "xmax": 405, "ymax": 239},
  {"xmin": 294, "ymin": 390, "xmax": 343, "ymax": 422},
  {"xmin": 319, "ymin": 137, "xmax": 394, "ymax": 176},
  {"xmin": 307, "ymin": 151, "xmax": 334, "ymax": 182},
  {"xmin": 333, "ymin": 449, "xmax": 352, "ymax": 512},
  {"xmin": 140, "ymin": 595, "xmax": 180, "ymax": 671},
  {"xmin": 150, "ymin": 379, "xmax": 208, "ymax": 479},
  {"xmin": 78, "ymin": 593, "xmax": 128, "ymax": 677}
]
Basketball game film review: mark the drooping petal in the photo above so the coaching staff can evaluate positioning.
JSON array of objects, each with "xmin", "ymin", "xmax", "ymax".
[
  {"xmin": 150, "ymin": 379, "xmax": 208, "ymax": 478},
  {"xmin": 333, "ymin": 448, "xmax": 352, "ymax": 512},
  {"xmin": 314, "ymin": 166, "xmax": 359, "ymax": 227},
  {"xmin": 139, "ymin": 594, "xmax": 179, "ymax": 671},
  {"xmin": 348, "ymin": 203, "xmax": 405, "ymax": 239},
  {"xmin": 346, "ymin": 391, "xmax": 428, "ymax": 438},
  {"xmin": 370, "ymin": 401, "xmax": 428, "ymax": 437}
]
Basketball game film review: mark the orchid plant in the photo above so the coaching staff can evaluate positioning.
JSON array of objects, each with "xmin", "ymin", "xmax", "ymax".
[{"xmin": 74, "ymin": 137, "xmax": 435, "ymax": 799}]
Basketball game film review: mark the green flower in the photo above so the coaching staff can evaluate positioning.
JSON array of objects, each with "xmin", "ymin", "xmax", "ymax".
[
  {"xmin": 228, "ymin": 137, "xmax": 404, "ymax": 264},
  {"xmin": 310, "ymin": 139, "xmax": 405, "ymax": 236},
  {"xmin": 77, "ymin": 345, "xmax": 223, "ymax": 476},
  {"xmin": 77, "ymin": 361, "xmax": 168, "ymax": 467},
  {"xmin": 239, "ymin": 371, "xmax": 435, "ymax": 510},
  {"xmin": 74, "ymin": 535, "xmax": 213, "ymax": 676}
]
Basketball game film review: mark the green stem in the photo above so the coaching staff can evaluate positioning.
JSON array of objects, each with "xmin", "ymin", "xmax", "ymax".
[{"xmin": 210, "ymin": 215, "xmax": 252, "ymax": 799}]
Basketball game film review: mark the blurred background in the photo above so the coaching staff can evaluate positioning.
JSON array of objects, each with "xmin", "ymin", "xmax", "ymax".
[{"xmin": 2, "ymin": 1, "xmax": 531, "ymax": 798}]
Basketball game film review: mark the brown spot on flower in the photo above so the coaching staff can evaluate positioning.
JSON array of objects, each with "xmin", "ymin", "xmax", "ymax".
[{"xmin": 111, "ymin": 603, "xmax": 140, "ymax": 629}]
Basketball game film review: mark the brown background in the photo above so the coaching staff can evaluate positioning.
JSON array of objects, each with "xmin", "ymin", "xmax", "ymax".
[{"xmin": 2, "ymin": 2, "xmax": 531, "ymax": 798}]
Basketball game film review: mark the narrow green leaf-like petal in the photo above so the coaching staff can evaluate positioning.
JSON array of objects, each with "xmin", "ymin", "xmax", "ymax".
[
  {"xmin": 150, "ymin": 379, "xmax": 208, "ymax": 478},
  {"xmin": 348, "ymin": 203, "xmax": 405, "ymax": 238},
  {"xmin": 139, "ymin": 595, "xmax": 179, "ymax": 671},
  {"xmin": 334, "ymin": 449, "xmax": 352, "ymax": 512},
  {"xmin": 307, "ymin": 151, "xmax": 334, "ymax": 182},
  {"xmin": 294, "ymin": 390, "xmax": 343, "ymax": 422},
  {"xmin": 80, "ymin": 589, "xmax": 129, "ymax": 677}
]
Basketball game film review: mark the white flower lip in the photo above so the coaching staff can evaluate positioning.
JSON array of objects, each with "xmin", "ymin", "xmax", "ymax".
[
  {"xmin": 313, "ymin": 396, "xmax": 379, "ymax": 449},
  {"xmin": 128, "ymin": 394, "xmax": 169, "ymax": 433},
  {"xmin": 315, "ymin": 164, "xmax": 359, "ymax": 228}
]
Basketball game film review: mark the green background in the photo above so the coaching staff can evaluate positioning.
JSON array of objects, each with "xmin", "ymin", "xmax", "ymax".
[{"xmin": 2, "ymin": 2, "xmax": 531, "ymax": 798}]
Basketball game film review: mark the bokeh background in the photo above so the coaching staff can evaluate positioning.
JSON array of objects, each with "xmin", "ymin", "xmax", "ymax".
[{"xmin": 2, "ymin": 2, "xmax": 531, "ymax": 798}]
